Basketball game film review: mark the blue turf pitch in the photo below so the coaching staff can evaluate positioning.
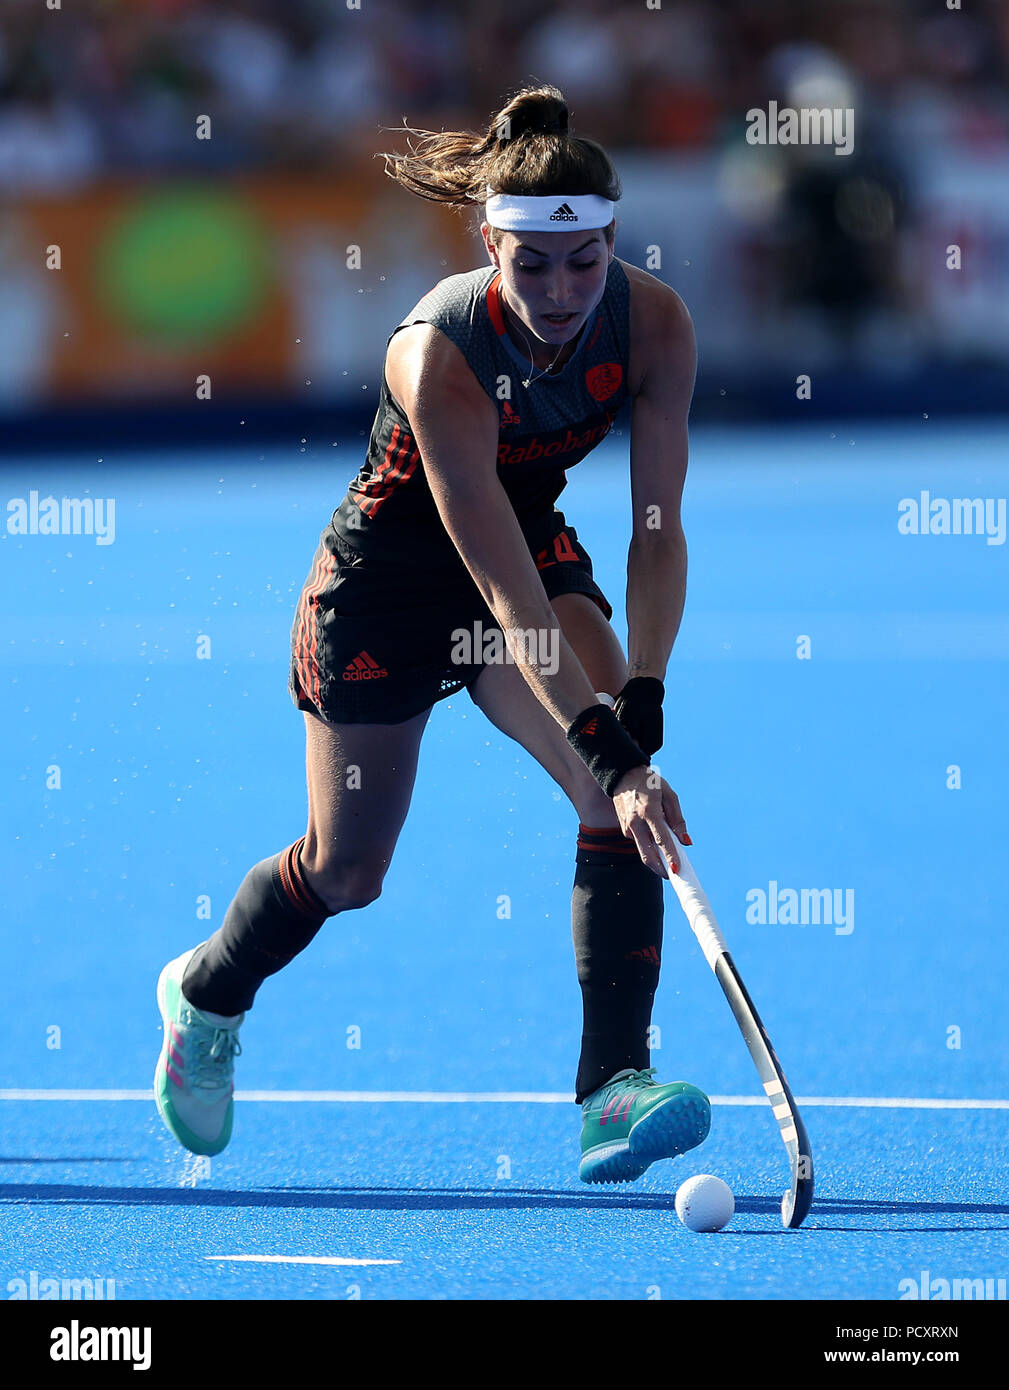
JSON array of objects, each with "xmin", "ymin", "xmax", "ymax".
[{"xmin": 2, "ymin": 419, "xmax": 1006, "ymax": 1300}]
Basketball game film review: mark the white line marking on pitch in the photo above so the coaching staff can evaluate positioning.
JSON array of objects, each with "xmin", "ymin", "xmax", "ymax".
[
  {"xmin": 206, "ymin": 1255, "xmax": 400, "ymax": 1267},
  {"xmin": 1, "ymin": 1088, "xmax": 1007, "ymax": 1109}
]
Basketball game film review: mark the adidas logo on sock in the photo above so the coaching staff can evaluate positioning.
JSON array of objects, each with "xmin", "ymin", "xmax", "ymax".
[
  {"xmin": 624, "ymin": 945, "xmax": 661, "ymax": 966},
  {"xmin": 582, "ymin": 716, "xmax": 598, "ymax": 736},
  {"xmin": 342, "ymin": 650, "xmax": 388, "ymax": 681},
  {"xmin": 549, "ymin": 202, "xmax": 578, "ymax": 221}
]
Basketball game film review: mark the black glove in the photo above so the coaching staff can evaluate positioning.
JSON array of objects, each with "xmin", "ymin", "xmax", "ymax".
[{"xmin": 613, "ymin": 676, "xmax": 664, "ymax": 758}]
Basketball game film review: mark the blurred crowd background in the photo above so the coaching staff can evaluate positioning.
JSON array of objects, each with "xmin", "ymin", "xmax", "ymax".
[{"xmin": 1, "ymin": 0, "xmax": 1007, "ymax": 445}]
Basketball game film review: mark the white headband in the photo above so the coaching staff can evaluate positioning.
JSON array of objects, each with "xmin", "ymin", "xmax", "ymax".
[{"xmin": 484, "ymin": 190, "xmax": 615, "ymax": 232}]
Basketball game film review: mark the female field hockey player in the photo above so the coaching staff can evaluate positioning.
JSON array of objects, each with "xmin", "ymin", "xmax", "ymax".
[{"xmin": 155, "ymin": 85, "xmax": 711, "ymax": 1185}]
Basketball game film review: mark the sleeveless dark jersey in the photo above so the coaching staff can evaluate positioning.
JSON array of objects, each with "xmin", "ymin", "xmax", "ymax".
[
  {"xmin": 327, "ymin": 256, "xmax": 631, "ymax": 580},
  {"xmin": 329, "ymin": 255, "xmax": 633, "ymax": 581}
]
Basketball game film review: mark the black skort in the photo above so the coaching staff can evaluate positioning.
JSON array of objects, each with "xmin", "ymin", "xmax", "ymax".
[{"xmin": 289, "ymin": 508, "xmax": 613, "ymax": 725}]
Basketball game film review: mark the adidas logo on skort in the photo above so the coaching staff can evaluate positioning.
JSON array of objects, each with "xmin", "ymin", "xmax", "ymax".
[
  {"xmin": 549, "ymin": 202, "xmax": 578, "ymax": 222},
  {"xmin": 343, "ymin": 650, "xmax": 388, "ymax": 681}
]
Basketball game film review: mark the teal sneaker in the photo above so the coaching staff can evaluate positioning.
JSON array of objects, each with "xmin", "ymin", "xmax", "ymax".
[
  {"xmin": 579, "ymin": 1067, "xmax": 710, "ymax": 1184},
  {"xmin": 154, "ymin": 946, "xmax": 244, "ymax": 1157}
]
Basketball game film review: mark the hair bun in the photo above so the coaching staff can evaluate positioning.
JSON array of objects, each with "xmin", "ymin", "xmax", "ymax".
[{"xmin": 504, "ymin": 88, "xmax": 570, "ymax": 140}]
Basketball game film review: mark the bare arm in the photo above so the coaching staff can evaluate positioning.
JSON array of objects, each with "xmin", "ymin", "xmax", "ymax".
[
  {"xmin": 626, "ymin": 286, "xmax": 696, "ymax": 679},
  {"xmin": 387, "ymin": 316, "xmax": 688, "ymax": 875},
  {"xmin": 386, "ymin": 323, "xmax": 601, "ymax": 729}
]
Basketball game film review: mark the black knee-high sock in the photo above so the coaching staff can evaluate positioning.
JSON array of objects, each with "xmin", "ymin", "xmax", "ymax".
[
  {"xmin": 182, "ymin": 838, "xmax": 331, "ymax": 1016},
  {"xmin": 571, "ymin": 823, "xmax": 664, "ymax": 1104}
]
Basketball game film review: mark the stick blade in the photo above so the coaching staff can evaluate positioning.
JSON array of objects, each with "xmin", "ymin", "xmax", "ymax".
[
  {"xmin": 781, "ymin": 1106, "xmax": 814, "ymax": 1229},
  {"xmin": 715, "ymin": 953, "xmax": 815, "ymax": 1230}
]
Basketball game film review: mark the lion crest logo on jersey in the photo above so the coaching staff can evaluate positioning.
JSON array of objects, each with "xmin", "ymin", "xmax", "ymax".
[{"xmin": 585, "ymin": 362, "xmax": 622, "ymax": 402}]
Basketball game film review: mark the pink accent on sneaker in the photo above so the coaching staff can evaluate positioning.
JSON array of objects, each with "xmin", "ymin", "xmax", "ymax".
[
  {"xmin": 168, "ymin": 1042, "xmax": 184, "ymax": 1070},
  {"xmin": 600, "ymin": 1095, "xmax": 623, "ymax": 1125},
  {"xmin": 170, "ymin": 1023, "xmax": 184, "ymax": 1046},
  {"xmin": 166, "ymin": 1063, "xmax": 184, "ymax": 1089},
  {"xmin": 617, "ymin": 1094, "xmax": 636, "ymax": 1121}
]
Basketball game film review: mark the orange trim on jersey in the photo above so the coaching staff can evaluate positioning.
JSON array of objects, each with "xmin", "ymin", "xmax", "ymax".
[
  {"xmin": 486, "ymin": 272, "xmax": 507, "ymax": 336},
  {"xmin": 357, "ymin": 423, "xmax": 420, "ymax": 518},
  {"xmin": 372, "ymin": 421, "xmax": 407, "ymax": 498}
]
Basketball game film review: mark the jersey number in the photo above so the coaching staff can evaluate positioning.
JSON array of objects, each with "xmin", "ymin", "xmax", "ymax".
[{"xmin": 553, "ymin": 531, "xmax": 579, "ymax": 564}]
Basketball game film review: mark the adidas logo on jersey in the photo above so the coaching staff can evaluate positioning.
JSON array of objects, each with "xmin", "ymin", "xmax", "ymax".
[
  {"xmin": 343, "ymin": 650, "xmax": 388, "ymax": 681},
  {"xmin": 549, "ymin": 202, "xmax": 578, "ymax": 221},
  {"xmin": 500, "ymin": 400, "xmax": 522, "ymax": 426}
]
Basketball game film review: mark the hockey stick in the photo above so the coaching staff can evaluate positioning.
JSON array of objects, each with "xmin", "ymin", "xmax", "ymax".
[
  {"xmin": 661, "ymin": 831, "xmax": 814, "ymax": 1228},
  {"xmin": 594, "ymin": 693, "xmax": 813, "ymax": 1226}
]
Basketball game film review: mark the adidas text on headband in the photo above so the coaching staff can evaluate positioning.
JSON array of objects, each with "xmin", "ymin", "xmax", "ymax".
[{"xmin": 484, "ymin": 192, "xmax": 616, "ymax": 233}]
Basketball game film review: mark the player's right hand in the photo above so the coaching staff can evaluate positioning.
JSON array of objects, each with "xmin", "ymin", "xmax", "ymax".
[{"xmin": 611, "ymin": 764, "xmax": 690, "ymax": 878}]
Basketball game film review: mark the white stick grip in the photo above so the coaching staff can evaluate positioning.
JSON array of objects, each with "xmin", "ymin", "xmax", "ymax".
[
  {"xmin": 665, "ymin": 834, "xmax": 729, "ymax": 972},
  {"xmin": 593, "ymin": 690, "xmax": 728, "ymax": 970}
]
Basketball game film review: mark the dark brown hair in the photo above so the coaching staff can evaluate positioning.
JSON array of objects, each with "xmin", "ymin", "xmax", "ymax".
[{"xmin": 379, "ymin": 84, "xmax": 620, "ymax": 245}]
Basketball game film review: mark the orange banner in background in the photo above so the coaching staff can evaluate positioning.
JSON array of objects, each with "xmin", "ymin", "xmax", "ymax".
[{"xmin": 11, "ymin": 165, "xmax": 475, "ymax": 408}]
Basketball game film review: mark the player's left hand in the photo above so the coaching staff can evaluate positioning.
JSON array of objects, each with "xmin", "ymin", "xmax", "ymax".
[{"xmin": 613, "ymin": 676, "xmax": 664, "ymax": 757}]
